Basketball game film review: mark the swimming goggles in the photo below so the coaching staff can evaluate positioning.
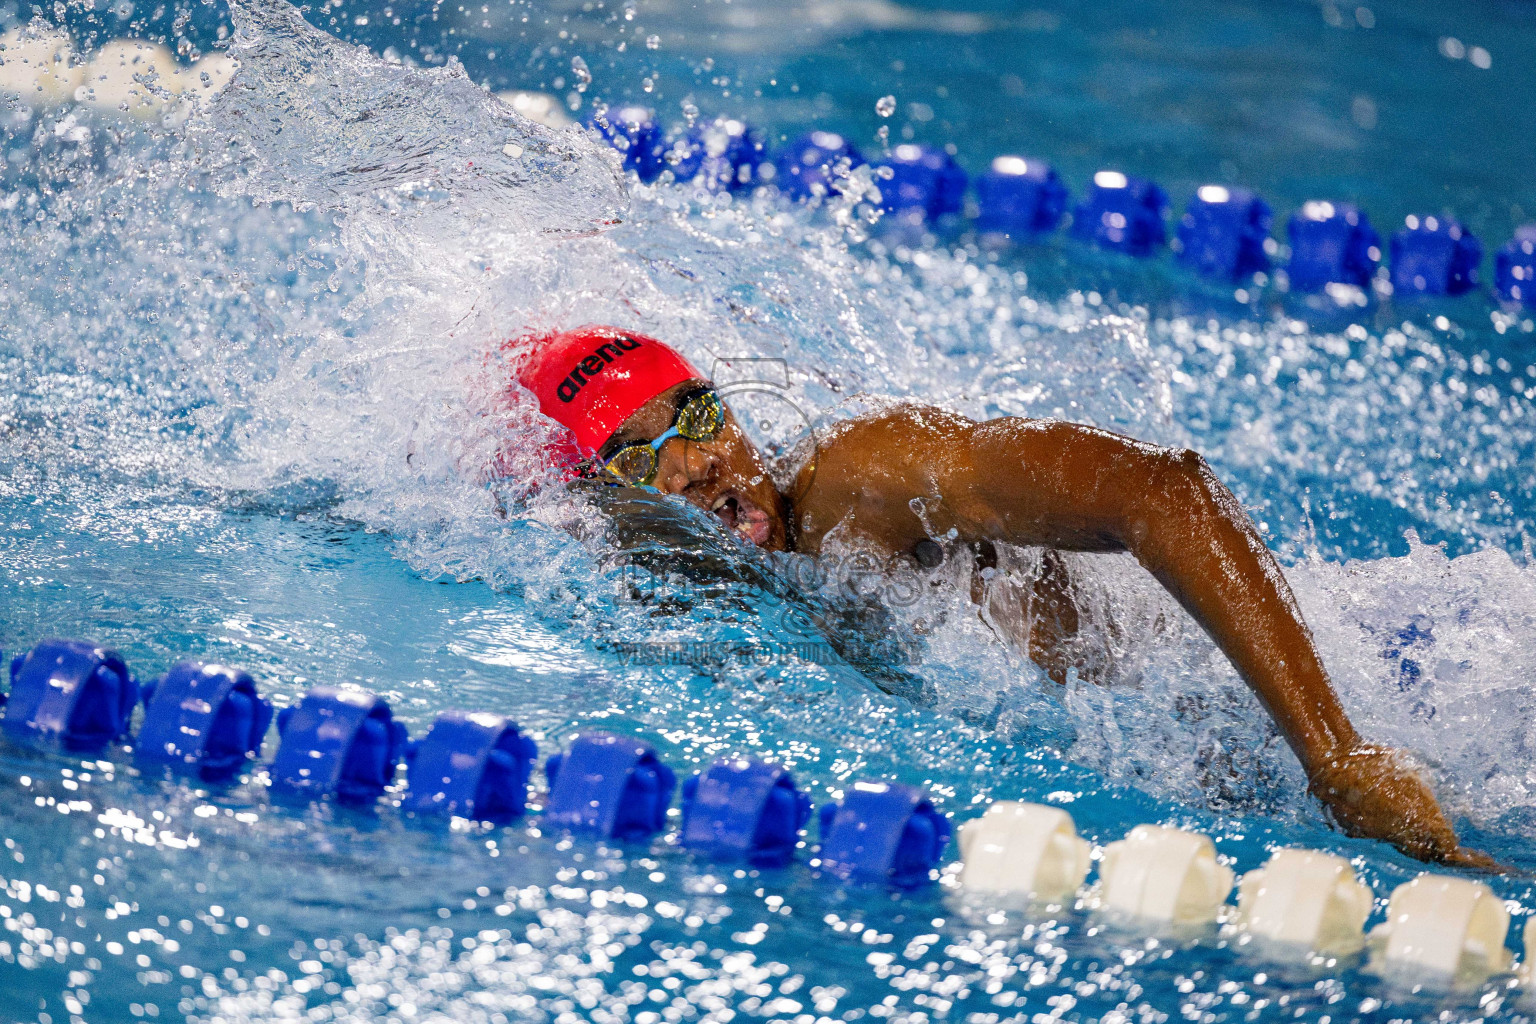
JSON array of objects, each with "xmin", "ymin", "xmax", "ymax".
[{"xmin": 594, "ymin": 387, "xmax": 725, "ymax": 488}]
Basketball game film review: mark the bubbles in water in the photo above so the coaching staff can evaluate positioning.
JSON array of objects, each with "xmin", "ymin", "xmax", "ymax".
[
  {"xmin": 875, "ymin": 93, "xmax": 896, "ymax": 117},
  {"xmin": 570, "ymin": 54, "xmax": 591, "ymax": 92}
]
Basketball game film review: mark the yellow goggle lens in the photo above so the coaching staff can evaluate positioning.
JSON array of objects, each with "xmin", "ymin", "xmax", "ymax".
[
  {"xmin": 676, "ymin": 391, "xmax": 724, "ymax": 440},
  {"xmin": 604, "ymin": 445, "xmax": 659, "ymax": 486}
]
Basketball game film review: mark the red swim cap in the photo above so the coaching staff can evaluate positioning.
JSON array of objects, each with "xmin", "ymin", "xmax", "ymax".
[{"xmin": 514, "ymin": 325, "xmax": 705, "ymax": 460}]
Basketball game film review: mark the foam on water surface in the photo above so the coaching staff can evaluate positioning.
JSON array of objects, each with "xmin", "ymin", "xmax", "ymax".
[{"xmin": 7, "ymin": 0, "xmax": 1536, "ymax": 1019}]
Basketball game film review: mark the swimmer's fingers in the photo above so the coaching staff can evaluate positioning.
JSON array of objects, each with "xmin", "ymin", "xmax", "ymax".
[
  {"xmin": 1309, "ymin": 744, "xmax": 1493, "ymax": 868},
  {"xmin": 1436, "ymin": 844, "xmax": 1507, "ymax": 873}
]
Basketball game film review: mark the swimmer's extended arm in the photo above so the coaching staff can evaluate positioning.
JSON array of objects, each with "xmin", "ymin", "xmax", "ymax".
[{"xmin": 799, "ymin": 407, "xmax": 1489, "ymax": 867}]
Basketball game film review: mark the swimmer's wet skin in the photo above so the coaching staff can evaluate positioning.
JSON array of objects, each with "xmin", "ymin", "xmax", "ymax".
[{"xmin": 514, "ymin": 324, "xmax": 1492, "ymax": 869}]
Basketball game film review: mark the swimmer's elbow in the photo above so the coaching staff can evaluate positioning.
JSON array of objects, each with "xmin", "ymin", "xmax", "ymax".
[
  {"xmin": 1119, "ymin": 446, "xmax": 1229, "ymax": 553},
  {"xmin": 1161, "ymin": 447, "xmax": 1215, "ymax": 499}
]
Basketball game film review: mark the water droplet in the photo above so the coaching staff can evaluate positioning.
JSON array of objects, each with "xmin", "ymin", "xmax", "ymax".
[
  {"xmin": 645, "ymin": 34, "xmax": 660, "ymax": 50},
  {"xmin": 875, "ymin": 94, "xmax": 896, "ymax": 117},
  {"xmin": 570, "ymin": 55, "xmax": 591, "ymax": 91}
]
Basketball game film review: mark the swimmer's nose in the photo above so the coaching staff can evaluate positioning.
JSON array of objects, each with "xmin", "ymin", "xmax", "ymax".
[{"xmin": 657, "ymin": 440, "xmax": 717, "ymax": 495}]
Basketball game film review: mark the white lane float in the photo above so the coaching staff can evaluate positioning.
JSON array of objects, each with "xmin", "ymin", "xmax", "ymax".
[
  {"xmin": 4, "ymin": 34, "xmax": 555, "ymax": 128},
  {"xmin": 1, "ymin": 30, "xmax": 233, "ymax": 120},
  {"xmin": 0, "ymin": 25, "xmax": 83, "ymax": 106},
  {"xmin": 1233, "ymin": 848, "xmax": 1373, "ymax": 956},
  {"xmin": 1370, "ymin": 873, "xmax": 1512, "ymax": 981},
  {"xmin": 1521, "ymin": 917, "xmax": 1536, "ymax": 992},
  {"xmin": 495, "ymin": 89, "xmax": 572, "ymax": 128},
  {"xmin": 1095, "ymin": 824, "xmax": 1234, "ymax": 926},
  {"xmin": 170, "ymin": 53, "xmax": 236, "ymax": 109},
  {"xmin": 79, "ymin": 38, "xmax": 180, "ymax": 119},
  {"xmin": 161, "ymin": 53, "xmax": 236, "ymax": 124},
  {"xmin": 956, "ymin": 801, "xmax": 1091, "ymax": 903}
]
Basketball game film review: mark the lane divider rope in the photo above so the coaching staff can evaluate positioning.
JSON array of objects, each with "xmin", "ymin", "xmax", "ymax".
[
  {"xmin": 0, "ymin": 637, "xmax": 1527, "ymax": 988},
  {"xmin": 2, "ymin": 27, "xmax": 1529, "ymax": 307}
]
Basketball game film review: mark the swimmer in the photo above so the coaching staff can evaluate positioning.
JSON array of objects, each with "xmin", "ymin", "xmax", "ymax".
[{"xmin": 513, "ymin": 324, "xmax": 1492, "ymax": 868}]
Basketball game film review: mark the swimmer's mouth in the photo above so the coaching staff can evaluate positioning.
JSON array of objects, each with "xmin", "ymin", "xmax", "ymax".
[{"xmin": 709, "ymin": 490, "xmax": 771, "ymax": 546}]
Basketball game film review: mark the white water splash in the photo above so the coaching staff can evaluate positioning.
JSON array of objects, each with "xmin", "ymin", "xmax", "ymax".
[{"xmin": 196, "ymin": 0, "xmax": 626, "ymax": 234}]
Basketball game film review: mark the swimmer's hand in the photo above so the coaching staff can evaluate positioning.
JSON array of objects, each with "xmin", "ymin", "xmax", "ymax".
[{"xmin": 1308, "ymin": 745, "xmax": 1499, "ymax": 870}]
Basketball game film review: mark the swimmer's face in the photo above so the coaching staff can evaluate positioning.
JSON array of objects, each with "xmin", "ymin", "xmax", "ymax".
[{"xmin": 598, "ymin": 380, "xmax": 789, "ymax": 551}]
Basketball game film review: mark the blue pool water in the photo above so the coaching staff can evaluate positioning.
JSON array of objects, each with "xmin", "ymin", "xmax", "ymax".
[{"xmin": 6, "ymin": 0, "xmax": 1536, "ymax": 1021}]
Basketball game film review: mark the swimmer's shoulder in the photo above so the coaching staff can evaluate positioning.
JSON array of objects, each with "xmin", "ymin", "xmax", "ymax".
[{"xmin": 783, "ymin": 399, "xmax": 978, "ymax": 555}]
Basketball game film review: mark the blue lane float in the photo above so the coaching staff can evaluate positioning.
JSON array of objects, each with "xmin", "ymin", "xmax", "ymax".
[
  {"xmin": 817, "ymin": 780, "xmax": 950, "ymax": 887},
  {"xmin": 774, "ymin": 131, "xmax": 865, "ymax": 200},
  {"xmin": 1496, "ymin": 225, "xmax": 1536, "ymax": 307},
  {"xmin": 1071, "ymin": 171, "xmax": 1168, "ymax": 256},
  {"xmin": 269, "ymin": 686, "xmax": 409, "ymax": 804},
  {"xmin": 1391, "ymin": 214, "xmax": 1482, "ymax": 296},
  {"xmin": 590, "ymin": 105, "xmax": 667, "ymax": 183},
  {"xmin": 974, "ymin": 155, "xmax": 1068, "ymax": 238},
  {"xmin": 1175, "ymin": 185, "xmax": 1272, "ymax": 281},
  {"xmin": 403, "ymin": 711, "xmax": 536, "ymax": 824},
  {"xmin": 878, "ymin": 143, "xmax": 967, "ymax": 223},
  {"xmin": 543, "ymin": 731, "xmax": 677, "ymax": 840},
  {"xmin": 584, "ymin": 111, "xmax": 1536, "ymax": 310},
  {"xmin": 3, "ymin": 638, "xmax": 138, "ymax": 751},
  {"xmin": 679, "ymin": 757, "xmax": 812, "ymax": 865},
  {"xmin": 1286, "ymin": 201, "xmax": 1380, "ymax": 292},
  {"xmin": 670, "ymin": 117, "xmax": 765, "ymax": 192},
  {"xmin": 136, "ymin": 661, "xmax": 273, "ymax": 782}
]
